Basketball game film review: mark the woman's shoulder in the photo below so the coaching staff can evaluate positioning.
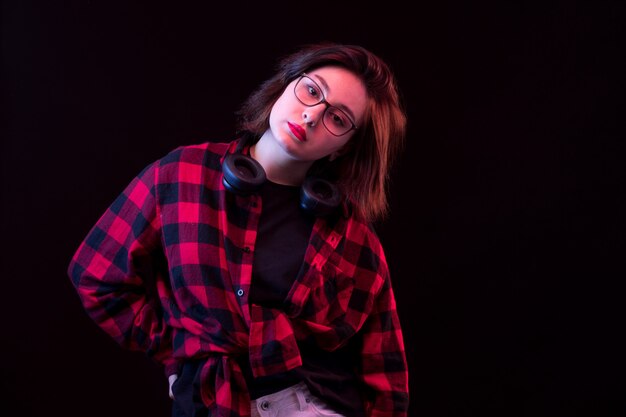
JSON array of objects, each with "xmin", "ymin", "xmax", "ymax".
[
  {"xmin": 147, "ymin": 139, "xmax": 236, "ymax": 184},
  {"xmin": 159, "ymin": 139, "xmax": 233, "ymax": 165},
  {"xmin": 341, "ymin": 214, "xmax": 384, "ymax": 250}
]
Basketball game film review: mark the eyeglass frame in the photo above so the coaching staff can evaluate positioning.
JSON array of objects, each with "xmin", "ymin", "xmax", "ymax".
[{"xmin": 293, "ymin": 73, "xmax": 358, "ymax": 137}]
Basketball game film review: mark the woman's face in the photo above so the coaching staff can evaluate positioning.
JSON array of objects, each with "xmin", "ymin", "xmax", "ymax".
[{"xmin": 268, "ymin": 65, "xmax": 368, "ymax": 163}]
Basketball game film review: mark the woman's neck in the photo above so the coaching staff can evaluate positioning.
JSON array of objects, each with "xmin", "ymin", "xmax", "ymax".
[{"xmin": 251, "ymin": 133, "xmax": 312, "ymax": 186}]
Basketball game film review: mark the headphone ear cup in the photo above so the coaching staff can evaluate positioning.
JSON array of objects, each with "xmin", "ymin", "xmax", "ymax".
[
  {"xmin": 222, "ymin": 153, "xmax": 267, "ymax": 194},
  {"xmin": 300, "ymin": 177, "xmax": 341, "ymax": 217}
]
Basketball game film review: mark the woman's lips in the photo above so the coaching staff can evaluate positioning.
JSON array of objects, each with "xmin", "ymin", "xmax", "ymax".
[{"xmin": 288, "ymin": 122, "xmax": 306, "ymax": 142}]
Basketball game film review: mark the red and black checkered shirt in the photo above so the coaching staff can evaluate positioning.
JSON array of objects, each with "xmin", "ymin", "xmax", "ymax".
[{"xmin": 68, "ymin": 139, "xmax": 409, "ymax": 417}]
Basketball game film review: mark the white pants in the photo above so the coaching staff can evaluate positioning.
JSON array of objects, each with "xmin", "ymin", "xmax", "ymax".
[{"xmin": 251, "ymin": 382, "xmax": 345, "ymax": 417}]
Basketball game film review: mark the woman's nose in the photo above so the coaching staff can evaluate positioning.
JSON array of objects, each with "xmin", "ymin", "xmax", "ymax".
[{"xmin": 303, "ymin": 104, "xmax": 326, "ymax": 126}]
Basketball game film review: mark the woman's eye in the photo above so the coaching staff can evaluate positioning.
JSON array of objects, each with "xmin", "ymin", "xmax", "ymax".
[
  {"xmin": 328, "ymin": 110, "xmax": 347, "ymax": 126},
  {"xmin": 307, "ymin": 85, "xmax": 320, "ymax": 98}
]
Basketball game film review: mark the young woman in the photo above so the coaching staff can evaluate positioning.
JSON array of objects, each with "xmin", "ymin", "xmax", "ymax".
[{"xmin": 68, "ymin": 42, "xmax": 409, "ymax": 417}]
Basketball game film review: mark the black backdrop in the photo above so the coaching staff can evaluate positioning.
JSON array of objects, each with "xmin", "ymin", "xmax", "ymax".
[{"xmin": 2, "ymin": 1, "xmax": 625, "ymax": 416}]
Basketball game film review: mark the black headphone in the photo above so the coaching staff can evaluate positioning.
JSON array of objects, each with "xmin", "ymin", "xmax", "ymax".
[{"xmin": 222, "ymin": 152, "xmax": 341, "ymax": 217}]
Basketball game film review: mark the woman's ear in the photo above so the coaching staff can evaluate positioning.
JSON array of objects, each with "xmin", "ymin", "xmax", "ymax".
[{"xmin": 328, "ymin": 151, "xmax": 341, "ymax": 162}]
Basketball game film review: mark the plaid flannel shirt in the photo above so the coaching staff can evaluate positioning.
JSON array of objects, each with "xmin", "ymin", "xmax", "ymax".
[{"xmin": 68, "ymin": 139, "xmax": 409, "ymax": 417}]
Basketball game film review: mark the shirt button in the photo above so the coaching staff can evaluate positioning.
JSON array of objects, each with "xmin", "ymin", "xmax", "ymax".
[
  {"xmin": 260, "ymin": 401, "xmax": 270, "ymax": 410},
  {"xmin": 243, "ymin": 246, "xmax": 250, "ymax": 253},
  {"xmin": 237, "ymin": 289, "xmax": 244, "ymax": 297}
]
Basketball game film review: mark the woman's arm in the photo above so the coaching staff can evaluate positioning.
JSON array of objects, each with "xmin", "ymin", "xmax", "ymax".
[{"xmin": 67, "ymin": 161, "xmax": 174, "ymax": 369}]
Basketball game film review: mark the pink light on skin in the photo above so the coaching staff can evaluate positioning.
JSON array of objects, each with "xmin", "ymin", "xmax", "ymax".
[{"xmin": 287, "ymin": 121, "xmax": 307, "ymax": 142}]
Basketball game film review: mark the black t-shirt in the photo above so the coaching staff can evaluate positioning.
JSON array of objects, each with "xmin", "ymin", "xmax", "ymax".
[{"xmin": 248, "ymin": 180, "xmax": 314, "ymax": 307}]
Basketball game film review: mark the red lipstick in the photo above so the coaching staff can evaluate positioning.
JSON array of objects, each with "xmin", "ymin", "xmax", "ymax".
[{"xmin": 288, "ymin": 122, "xmax": 306, "ymax": 142}]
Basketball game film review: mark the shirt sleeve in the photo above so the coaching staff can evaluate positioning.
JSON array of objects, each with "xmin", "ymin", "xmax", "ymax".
[
  {"xmin": 67, "ymin": 160, "xmax": 176, "ymax": 373},
  {"xmin": 358, "ymin": 269, "xmax": 410, "ymax": 417}
]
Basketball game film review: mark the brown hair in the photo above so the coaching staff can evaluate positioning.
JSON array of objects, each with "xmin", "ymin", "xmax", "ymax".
[{"xmin": 236, "ymin": 42, "xmax": 406, "ymax": 223}]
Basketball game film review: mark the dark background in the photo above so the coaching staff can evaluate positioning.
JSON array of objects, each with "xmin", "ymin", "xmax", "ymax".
[{"xmin": 2, "ymin": 1, "xmax": 625, "ymax": 416}]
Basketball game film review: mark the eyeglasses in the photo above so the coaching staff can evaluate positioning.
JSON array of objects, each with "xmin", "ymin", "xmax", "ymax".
[{"xmin": 293, "ymin": 73, "xmax": 358, "ymax": 137}]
